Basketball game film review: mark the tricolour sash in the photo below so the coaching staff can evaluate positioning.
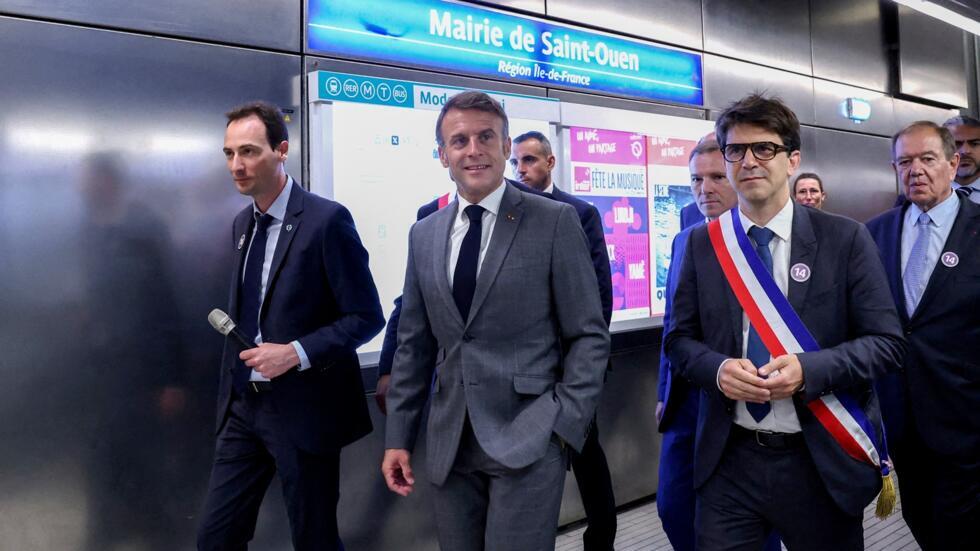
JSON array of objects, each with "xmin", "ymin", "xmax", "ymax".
[{"xmin": 707, "ymin": 208, "xmax": 895, "ymax": 518}]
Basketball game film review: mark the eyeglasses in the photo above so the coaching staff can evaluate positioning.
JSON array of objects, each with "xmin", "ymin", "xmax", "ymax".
[{"xmin": 723, "ymin": 141, "xmax": 790, "ymax": 163}]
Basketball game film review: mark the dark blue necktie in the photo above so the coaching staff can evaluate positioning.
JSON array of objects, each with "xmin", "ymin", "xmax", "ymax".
[
  {"xmin": 746, "ymin": 226, "xmax": 775, "ymax": 422},
  {"xmin": 234, "ymin": 213, "xmax": 274, "ymax": 393},
  {"xmin": 453, "ymin": 205, "xmax": 485, "ymax": 322}
]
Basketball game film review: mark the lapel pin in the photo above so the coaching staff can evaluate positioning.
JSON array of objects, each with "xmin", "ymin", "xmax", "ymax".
[
  {"xmin": 506, "ymin": 213, "xmax": 516, "ymax": 221},
  {"xmin": 941, "ymin": 251, "xmax": 959, "ymax": 268},
  {"xmin": 790, "ymin": 263, "xmax": 811, "ymax": 283},
  {"xmin": 237, "ymin": 234, "xmax": 246, "ymax": 250},
  {"xmin": 286, "ymin": 224, "xmax": 293, "ymax": 232}
]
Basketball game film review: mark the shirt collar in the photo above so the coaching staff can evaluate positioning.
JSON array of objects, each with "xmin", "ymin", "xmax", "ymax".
[
  {"xmin": 253, "ymin": 175, "xmax": 292, "ymax": 222},
  {"xmin": 906, "ymin": 189, "xmax": 960, "ymax": 228},
  {"xmin": 738, "ymin": 196, "xmax": 794, "ymax": 243},
  {"xmin": 457, "ymin": 180, "xmax": 506, "ymax": 217},
  {"xmin": 542, "ymin": 182, "xmax": 555, "ymax": 195}
]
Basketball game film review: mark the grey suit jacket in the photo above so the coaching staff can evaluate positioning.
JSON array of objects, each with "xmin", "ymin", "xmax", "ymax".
[{"xmin": 385, "ymin": 182, "xmax": 610, "ymax": 485}]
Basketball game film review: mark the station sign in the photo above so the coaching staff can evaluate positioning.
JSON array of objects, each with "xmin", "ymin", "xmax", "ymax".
[{"xmin": 307, "ymin": 0, "xmax": 703, "ymax": 106}]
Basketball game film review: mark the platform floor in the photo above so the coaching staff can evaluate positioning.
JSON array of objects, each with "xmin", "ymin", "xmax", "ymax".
[{"xmin": 556, "ymin": 492, "xmax": 918, "ymax": 550}]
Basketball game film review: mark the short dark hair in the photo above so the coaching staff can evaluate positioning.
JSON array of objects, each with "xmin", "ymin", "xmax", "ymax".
[
  {"xmin": 891, "ymin": 121, "xmax": 956, "ymax": 161},
  {"xmin": 793, "ymin": 172, "xmax": 823, "ymax": 194},
  {"xmin": 943, "ymin": 115, "xmax": 980, "ymax": 130},
  {"xmin": 225, "ymin": 101, "xmax": 288, "ymax": 149},
  {"xmin": 513, "ymin": 130, "xmax": 552, "ymax": 156},
  {"xmin": 688, "ymin": 137, "xmax": 721, "ymax": 162},
  {"xmin": 435, "ymin": 91, "xmax": 509, "ymax": 147},
  {"xmin": 714, "ymin": 93, "xmax": 801, "ymax": 153}
]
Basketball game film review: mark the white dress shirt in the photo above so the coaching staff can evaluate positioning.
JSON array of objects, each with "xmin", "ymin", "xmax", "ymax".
[
  {"xmin": 447, "ymin": 181, "xmax": 506, "ymax": 287},
  {"xmin": 901, "ymin": 191, "xmax": 960, "ymax": 299},
  {"xmin": 242, "ymin": 177, "xmax": 311, "ymax": 381},
  {"xmin": 730, "ymin": 198, "xmax": 802, "ymax": 433}
]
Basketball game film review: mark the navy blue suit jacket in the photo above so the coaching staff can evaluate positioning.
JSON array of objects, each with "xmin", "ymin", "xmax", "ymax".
[
  {"xmin": 657, "ymin": 221, "xmax": 702, "ymax": 432},
  {"xmin": 679, "ymin": 201, "xmax": 702, "ymax": 231},
  {"xmin": 217, "ymin": 182, "xmax": 385, "ymax": 453},
  {"xmin": 664, "ymin": 203, "xmax": 906, "ymax": 516},
  {"xmin": 866, "ymin": 198, "xmax": 980, "ymax": 459},
  {"xmin": 378, "ymin": 180, "xmax": 612, "ymax": 376}
]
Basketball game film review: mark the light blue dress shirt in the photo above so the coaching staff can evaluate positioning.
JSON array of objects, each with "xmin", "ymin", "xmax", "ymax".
[
  {"xmin": 953, "ymin": 181, "xmax": 980, "ymax": 204},
  {"xmin": 901, "ymin": 191, "xmax": 960, "ymax": 302},
  {"xmin": 243, "ymin": 177, "xmax": 311, "ymax": 381}
]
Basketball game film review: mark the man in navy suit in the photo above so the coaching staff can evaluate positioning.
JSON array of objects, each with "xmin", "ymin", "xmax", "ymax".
[
  {"xmin": 197, "ymin": 101, "xmax": 384, "ymax": 550},
  {"xmin": 679, "ymin": 201, "xmax": 703, "ymax": 231},
  {"xmin": 509, "ymin": 130, "xmax": 616, "ymax": 551},
  {"xmin": 656, "ymin": 134, "xmax": 738, "ymax": 551},
  {"xmin": 866, "ymin": 121, "xmax": 980, "ymax": 550},
  {"xmin": 664, "ymin": 94, "xmax": 905, "ymax": 550}
]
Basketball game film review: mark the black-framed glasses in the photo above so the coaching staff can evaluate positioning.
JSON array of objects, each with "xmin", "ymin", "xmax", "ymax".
[{"xmin": 723, "ymin": 141, "xmax": 790, "ymax": 163}]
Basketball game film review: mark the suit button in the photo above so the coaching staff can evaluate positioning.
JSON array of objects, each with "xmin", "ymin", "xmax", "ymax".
[{"xmin": 462, "ymin": 333, "xmax": 473, "ymax": 342}]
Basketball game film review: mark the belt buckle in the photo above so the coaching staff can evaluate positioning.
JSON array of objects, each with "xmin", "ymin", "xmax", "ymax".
[{"xmin": 755, "ymin": 430, "xmax": 775, "ymax": 448}]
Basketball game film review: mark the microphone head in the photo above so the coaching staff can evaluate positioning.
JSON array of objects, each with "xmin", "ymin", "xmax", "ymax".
[{"xmin": 207, "ymin": 308, "xmax": 236, "ymax": 336}]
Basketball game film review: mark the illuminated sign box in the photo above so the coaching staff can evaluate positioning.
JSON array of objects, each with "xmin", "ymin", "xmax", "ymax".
[{"xmin": 307, "ymin": 0, "xmax": 703, "ymax": 106}]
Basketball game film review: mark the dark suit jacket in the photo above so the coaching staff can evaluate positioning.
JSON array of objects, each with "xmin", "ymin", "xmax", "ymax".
[
  {"xmin": 866, "ymin": 198, "xmax": 980, "ymax": 459},
  {"xmin": 657, "ymin": 222, "xmax": 701, "ymax": 432},
  {"xmin": 216, "ymin": 181, "xmax": 385, "ymax": 453},
  {"xmin": 664, "ymin": 203, "xmax": 906, "ymax": 516},
  {"xmin": 377, "ymin": 180, "xmax": 612, "ymax": 376},
  {"xmin": 680, "ymin": 201, "xmax": 703, "ymax": 231}
]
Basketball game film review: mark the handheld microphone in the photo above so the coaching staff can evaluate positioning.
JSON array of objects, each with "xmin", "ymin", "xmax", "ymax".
[{"xmin": 208, "ymin": 308, "xmax": 256, "ymax": 351}]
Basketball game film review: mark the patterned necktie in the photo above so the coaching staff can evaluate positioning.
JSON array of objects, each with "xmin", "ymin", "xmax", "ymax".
[
  {"xmin": 746, "ymin": 226, "xmax": 775, "ymax": 422},
  {"xmin": 903, "ymin": 212, "xmax": 933, "ymax": 316},
  {"xmin": 453, "ymin": 205, "xmax": 485, "ymax": 322},
  {"xmin": 234, "ymin": 213, "xmax": 274, "ymax": 393}
]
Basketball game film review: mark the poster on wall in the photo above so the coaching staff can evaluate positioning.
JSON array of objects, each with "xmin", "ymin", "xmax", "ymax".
[
  {"xmin": 647, "ymin": 136, "xmax": 698, "ymax": 315},
  {"xmin": 569, "ymin": 127, "xmax": 651, "ymax": 322}
]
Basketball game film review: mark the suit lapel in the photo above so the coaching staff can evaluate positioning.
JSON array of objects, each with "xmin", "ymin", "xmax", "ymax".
[
  {"xmin": 885, "ymin": 207, "xmax": 909, "ymax": 322},
  {"xmin": 261, "ymin": 182, "xmax": 303, "ymax": 321},
  {"xmin": 912, "ymin": 199, "xmax": 978, "ymax": 319},
  {"xmin": 229, "ymin": 209, "xmax": 253, "ymax": 318},
  {"xmin": 432, "ymin": 201, "xmax": 464, "ymax": 327},
  {"xmin": 466, "ymin": 182, "xmax": 523, "ymax": 326},
  {"xmin": 788, "ymin": 203, "xmax": 817, "ymax": 315}
]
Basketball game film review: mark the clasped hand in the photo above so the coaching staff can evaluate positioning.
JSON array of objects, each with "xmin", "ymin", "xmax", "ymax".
[{"xmin": 718, "ymin": 353, "xmax": 804, "ymax": 403}]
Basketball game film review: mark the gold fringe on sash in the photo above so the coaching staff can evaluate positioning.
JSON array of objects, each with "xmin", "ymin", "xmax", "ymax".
[{"xmin": 875, "ymin": 472, "xmax": 897, "ymax": 519}]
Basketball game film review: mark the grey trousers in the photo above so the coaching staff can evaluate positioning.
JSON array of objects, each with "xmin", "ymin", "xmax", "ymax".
[{"xmin": 432, "ymin": 420, "xmax": 567, "ymax": 551}]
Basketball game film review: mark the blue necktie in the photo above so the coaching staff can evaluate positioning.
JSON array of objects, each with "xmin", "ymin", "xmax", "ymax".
[
  {"xmin": 746, "ymin": 226, "xmax": 775, "ymax": 422},
  {"xmin": 903, "ymin": 212, "xmax": 932, "ymax": 316},
  {"xmin": 453, "ymin": 205, "xmax": 485, "ymax": 322},
  {"xmin": 234, "ymin": 212, "xmax": 274, "ymax": 393}
]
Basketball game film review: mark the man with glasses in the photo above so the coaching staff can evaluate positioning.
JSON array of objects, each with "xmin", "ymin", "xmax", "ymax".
[{"xmin": 665, "ymin": 94, "xmax": 905, "ymax": 550}]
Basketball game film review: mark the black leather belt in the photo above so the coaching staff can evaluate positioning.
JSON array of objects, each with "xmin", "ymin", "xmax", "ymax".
[
  {"xmin": 732, "ymin": 424, "xmax": 804, "ymax": 450},
  {"xmin": 248, "ymin": 381, "xmax": 273, "ymax": 393}
]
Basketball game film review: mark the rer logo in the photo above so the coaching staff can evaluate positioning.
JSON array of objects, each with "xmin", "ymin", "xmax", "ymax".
[{"xmin": 342, "ymin": 79, "xmax": 359, "ymax": 98}]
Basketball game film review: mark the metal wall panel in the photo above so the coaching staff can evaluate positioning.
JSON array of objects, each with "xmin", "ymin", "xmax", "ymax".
[
  {"xmin": 704, "ymin": 54, "xmax": 816, "ymax": 125},
  {"xmin": 548, "ymin": 0, "xmax": 703, "ymax": 50},
  {"xmin": 813, "ymin": 79, "xmax": 895, "ymax": 137},
  {"xmin": 892, "ymin": 97, "xmax": 961, "ymax": 133},
  {"xmin": 897, "ymin": 5, "xmax": 969, "ymax": 108},
  {"xmin": 0, "ymin": 0, "xmax": 300, "ymax": 51},
  {"xmin": 702, "ymin": 0, "xmax": 813, "ymax": 75},
  {"xmin": 810, "ymin": 0, "xmax": 889, "ymax": 92},
  {"xmin": 0, "ymin": 16, "xmax": 300, "ymax": 550},
  {"xmin": 805, "ymin": 128, "xmax": 897, "ymax": 221}
]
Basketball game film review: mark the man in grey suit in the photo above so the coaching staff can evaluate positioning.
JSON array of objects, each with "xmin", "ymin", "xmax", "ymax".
[{"xmin": 381, "ymin": 91, "xmax": 610, "ymax": 551}]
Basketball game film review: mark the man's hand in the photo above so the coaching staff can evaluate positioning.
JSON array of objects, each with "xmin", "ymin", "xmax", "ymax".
[
  {"xmin": 656, "ymin": 401, "xmax": 665, "ymax": 424},
  {"xmin": 240, "ymin": 343, "xmax": 299, "ymax": 379},
  {"xmin": 759, "ymin": 354, "xmax": 804, "ymax": 400},
  {"xmin": 382, "ymin": 449, "xmax": 415, "ymax": 496},
  {"xmin": 718, "ymin": 358, "xmax": 771, "ymax": 403},
  {"xmin": 375, "ymin": 374, "xmax": 391, "ymax": 415}
]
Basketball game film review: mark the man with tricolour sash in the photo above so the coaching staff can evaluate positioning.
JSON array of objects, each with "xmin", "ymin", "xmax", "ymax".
[{"xmin": 664, "ymin": 94, "xmax": 907, "ymax": 550}]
